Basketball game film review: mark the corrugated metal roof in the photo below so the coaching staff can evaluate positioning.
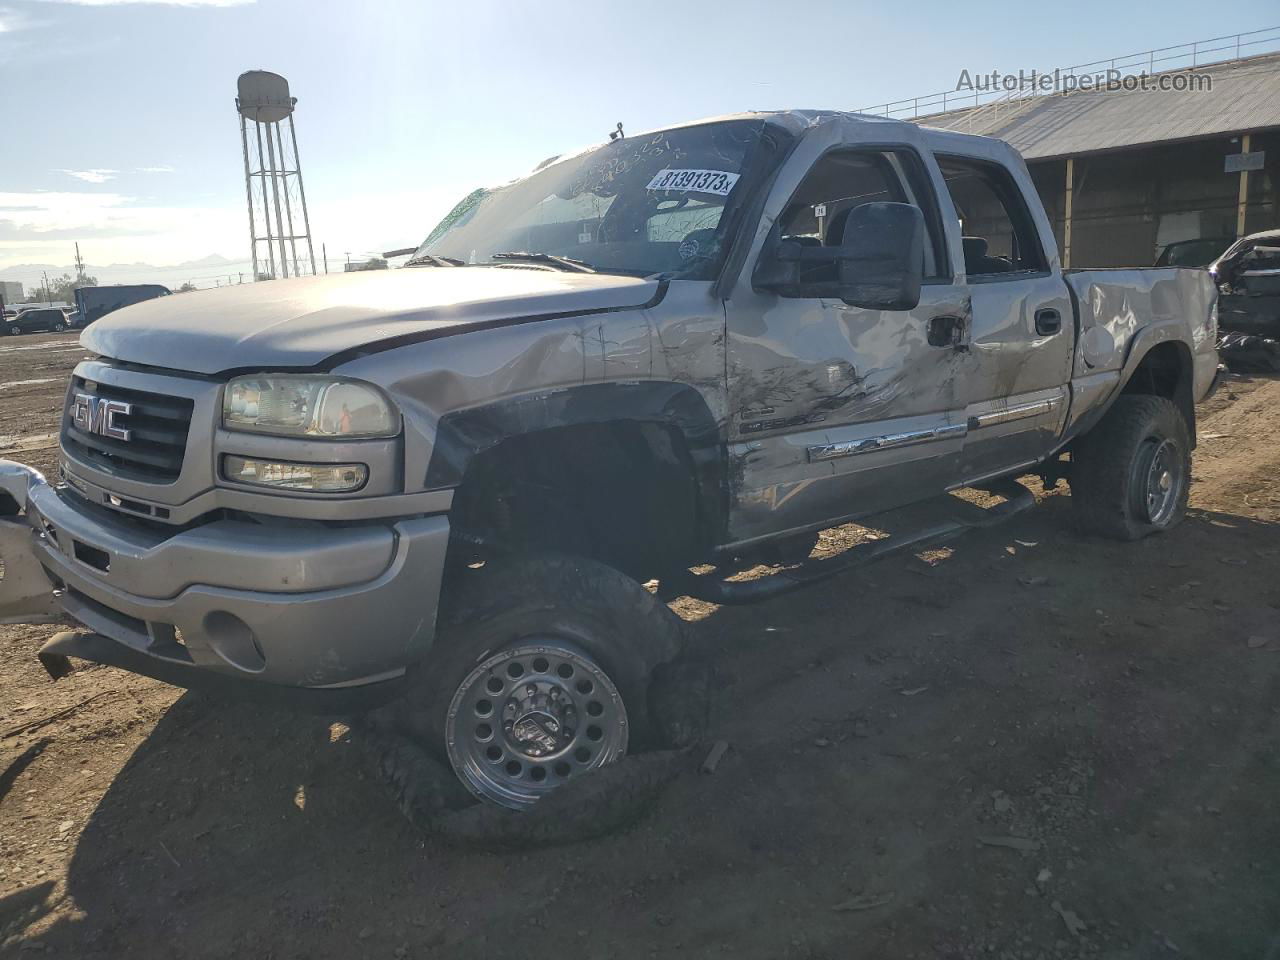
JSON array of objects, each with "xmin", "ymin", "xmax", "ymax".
[{"xmin": 923, "ymin": 52, "xmax": 1280, "ymax": 160}]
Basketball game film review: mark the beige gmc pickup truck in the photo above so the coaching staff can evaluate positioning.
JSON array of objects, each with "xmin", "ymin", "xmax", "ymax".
[{"xmin": 0, "ymin": 110, "xmax": 1219, "ymax": 809}]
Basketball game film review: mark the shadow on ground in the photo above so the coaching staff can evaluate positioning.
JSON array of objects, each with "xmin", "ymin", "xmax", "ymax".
[{"xmin": 13, "ymin": 498, "xmax": 1280, "ymax": 959}]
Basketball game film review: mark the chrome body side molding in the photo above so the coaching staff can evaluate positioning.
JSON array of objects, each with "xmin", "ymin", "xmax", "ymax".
[
  {"xmin": 806, "ymin": 422, "xmax": 967, "ymax": 464},
  {"xmin": 967, "ymin": 396, "xmax": 1063, "ymax": 431}
]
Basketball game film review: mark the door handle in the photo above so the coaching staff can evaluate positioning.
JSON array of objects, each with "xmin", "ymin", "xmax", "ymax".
[
  {"xmin": 1035, "ymin": 308, "xmax": 1062, "ymax": 336},
  {"xmin": 927, "ymin": 315, "xmax": 968, "ymax": 349}
]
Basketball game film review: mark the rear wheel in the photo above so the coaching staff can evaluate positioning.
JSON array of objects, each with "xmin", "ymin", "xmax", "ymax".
[
  {"xmin": 53, "ymin": 322, "xmax": 66, "ymax": 333},
  {"xmin": 1070, "ymin": 395, "xmax": 1191, "ymax": 540},
  {"xmin": 402, "ymin": 553, "xmax": 686, "ymax": 809}
]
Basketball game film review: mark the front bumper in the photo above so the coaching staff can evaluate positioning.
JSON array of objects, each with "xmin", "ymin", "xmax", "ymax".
[{"xmin": 0, "ymin": 459, "xmax": 450, "ymax": 711}]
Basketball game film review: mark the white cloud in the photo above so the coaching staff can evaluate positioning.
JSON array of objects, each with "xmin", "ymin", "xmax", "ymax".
[
  {"xmin": 0, "ymin": 6, "xmax": 50, "ymax": 32},
  {"xmin": 30, "ymin": 0, "xmax": 253, "ymax": 6},
  {"xmin": 136, "ymin": 165, "xmax": 175, "ymax": 173},
  {"xmin": 57, "ymin": 169, "xmax": 118, "ymax": 184},
  {"xmin": 0, "ymin": 190, "xmax": 243, "ymax": 269}
]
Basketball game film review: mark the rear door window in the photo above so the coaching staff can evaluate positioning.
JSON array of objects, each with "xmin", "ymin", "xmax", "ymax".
[{"xmin": 936, "ymin": 155, "xmax": 1047, "ymax": 278}]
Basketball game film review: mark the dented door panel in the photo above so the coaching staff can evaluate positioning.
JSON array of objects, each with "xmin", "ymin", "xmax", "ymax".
[
  {"xmin": 722, "ymin": 116, "xmax": 974, "ymax": 545},
  {"xmin": 723, "ymin": 281, "xmax": 972, "ymax": 544},
  {"xmin": 958, "ymin": 274, "xmax": 1074, "ymax": 482}
]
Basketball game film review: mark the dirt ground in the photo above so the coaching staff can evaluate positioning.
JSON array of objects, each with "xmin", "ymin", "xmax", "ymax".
[{"xmin": 1, "ymin": 330, "xmax": 1278, "ymax": 960}]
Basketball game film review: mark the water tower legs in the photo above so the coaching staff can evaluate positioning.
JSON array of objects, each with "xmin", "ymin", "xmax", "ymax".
[{"xmin": 236, "ymin": 71, "xmax": 316, "ymax": 281}]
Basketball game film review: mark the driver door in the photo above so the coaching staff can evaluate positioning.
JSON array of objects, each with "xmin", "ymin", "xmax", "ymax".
[{"xmin": 723, "ymin": 129, "xmax": 970, "ymax": 548}]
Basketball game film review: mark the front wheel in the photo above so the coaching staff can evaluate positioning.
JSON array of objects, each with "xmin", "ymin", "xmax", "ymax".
[
  {"xmin": 446, "ymin": 639, "xmax": 630, "ymax": 808},
  {"xmin": 7, "ymin": 326, "xmax": 20, "ymax": 336},
  {"xmin": 401, "ymin": 553, "xmax": 686, "ymax": 809},
  {"xmin": 1069, "ymin": 395, "xmax": 1191, "ymax": 540},
  {"xmin": 53, "ymin": 322, "xmax": 66, "ymax": 333}
]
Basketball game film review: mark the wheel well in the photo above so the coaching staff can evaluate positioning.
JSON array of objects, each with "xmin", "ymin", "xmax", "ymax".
[
  {"xmin": 447, "ymin": 421, "xmax": 710, "ymax": 580},
  {"xmin": 1121, "ymin": 341, "xmax": 1196, "ymax": 446}
]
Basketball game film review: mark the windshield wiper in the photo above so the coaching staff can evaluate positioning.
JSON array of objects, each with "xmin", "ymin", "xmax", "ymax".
[
  {"xmin": 489, "ymin": 252, "xmax": 596, "ymax": 273},
  {"xmin": 405, "ymin": 254, "xmax": 465, "ymax": 267}
]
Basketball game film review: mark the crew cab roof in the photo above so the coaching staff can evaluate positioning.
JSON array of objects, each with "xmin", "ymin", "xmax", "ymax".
[{"xmin": 650, "ymin": 109, "xmax": 1025, "ymax": 164}]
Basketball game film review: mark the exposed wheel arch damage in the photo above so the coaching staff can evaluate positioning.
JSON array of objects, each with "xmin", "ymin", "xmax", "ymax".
[
  {"xmin": 428, "ymin": 381, "xmax": 727, "ymax": 579},
  {"xmin": 1061, "ymin": 338, "xmax": 1199, "ymax": 457},
  {"xmin": 1119, "ymin": 340, "xmax": 1197, "ymax": 447}
]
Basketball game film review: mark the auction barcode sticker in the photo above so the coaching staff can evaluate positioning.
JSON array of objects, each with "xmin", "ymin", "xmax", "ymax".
[{"xmin": 646, "ymin": 168, "xmax": 741, "ymax": 197}]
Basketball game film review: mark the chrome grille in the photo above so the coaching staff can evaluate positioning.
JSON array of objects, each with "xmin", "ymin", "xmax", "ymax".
[{"xmin": 62, "ymin": 375, "xmax": 194, "ymax": 482}]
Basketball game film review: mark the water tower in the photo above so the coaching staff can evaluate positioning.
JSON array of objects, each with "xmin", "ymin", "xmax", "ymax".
[{"xmin": 236, "ymin": 71, "xmax": 317, "ymax": 280}]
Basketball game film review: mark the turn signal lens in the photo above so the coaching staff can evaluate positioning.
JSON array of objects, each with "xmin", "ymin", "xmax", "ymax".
[{"xmin": 222, "ymin": 455, "xmax": 368, "ymax": 493}]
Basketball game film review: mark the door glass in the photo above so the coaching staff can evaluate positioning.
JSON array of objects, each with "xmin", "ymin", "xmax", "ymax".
[
  {"xmin": 936, "ymin": 155, "xmax": 1047, "ymax": 277},
  {"xmin": 777, "ymin": 149, "xmax": 946, "ymax": 281}
]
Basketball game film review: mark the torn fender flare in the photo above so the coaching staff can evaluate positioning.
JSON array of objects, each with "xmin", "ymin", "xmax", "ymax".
[
  {"xmin": 1203, "ymin": 362, "xmax": 1229, "ymax": 401},
  {"xmin": 0, "ymin": 459, "xmax": 63, "ymax": 626}
]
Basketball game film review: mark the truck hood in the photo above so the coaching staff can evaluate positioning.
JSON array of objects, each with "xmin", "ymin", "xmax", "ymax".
[{"xmin": 81, "ymin": 267, "xmax": 660, "ymax": 375}]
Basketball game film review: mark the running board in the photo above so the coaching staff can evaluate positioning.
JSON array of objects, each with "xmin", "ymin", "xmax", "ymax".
[{"xmin": 671, "ymin": 478, "xmax": 1036, "ymax": 606}]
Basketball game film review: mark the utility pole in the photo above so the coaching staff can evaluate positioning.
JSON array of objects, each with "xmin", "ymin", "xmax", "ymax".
[
  {"xmin": 74, "ymin": 242, "xmax": 86, "ymax": 282},
  {"xmin": 41, "ymin": 271, "xmax": 51, "ymax": 306},
  {"xmin": 322, "ymin": 243, "xmax": 328, "ymax": 275}
]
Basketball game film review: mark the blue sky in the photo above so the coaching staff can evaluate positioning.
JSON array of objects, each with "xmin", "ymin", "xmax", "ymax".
[{"xmin": 1, "ymin": 0, "xmax": 1277, "ymax": 289}]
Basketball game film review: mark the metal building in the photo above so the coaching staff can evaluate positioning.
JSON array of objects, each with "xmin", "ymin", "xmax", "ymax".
[
  {"xmin": 236, "ymin": 70, "xmax": 317, "ymax": 281},
  {"xmin": 862, "ymin": 28, "xmax": 1280, "ymax": 268}
]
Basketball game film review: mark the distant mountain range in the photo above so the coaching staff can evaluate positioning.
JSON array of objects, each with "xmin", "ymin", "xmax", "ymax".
[
  {"xmin": 0, "ymin": 254, "xmax": 255, "ymax": 296},
  {"xmin": 0, "ymin": 245, "xmax": 414, "ymax": 295}
]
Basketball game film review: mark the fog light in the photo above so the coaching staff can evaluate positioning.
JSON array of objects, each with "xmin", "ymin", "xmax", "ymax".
[{"xmin": 222, "ymin": 455, "xmax": 368, "ymax": 493}]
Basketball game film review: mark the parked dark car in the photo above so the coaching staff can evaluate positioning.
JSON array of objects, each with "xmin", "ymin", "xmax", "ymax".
[
  {"xmin": 1210, "ymin": 229, "xmax": 1280, "ymax": 335},
  {"xmin": 73, "ymin": 284, "xmax": 171, "ymax": 328},
  {"xmin": 1154, "ymin": 236, "xmax": 1235, "ymax": 268},
  {"xmin": 4, "ymin": 308, "xmax": 70, "ymax": 335}
]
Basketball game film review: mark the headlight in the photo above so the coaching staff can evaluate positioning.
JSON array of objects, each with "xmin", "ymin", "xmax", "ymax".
[
  {"xmin": 222, "ymin": 455, "xmax": 369, "ymax": 492},
  {"xmin": 223, "ymin": 375, "xmax": 397, "ymax": 439}
]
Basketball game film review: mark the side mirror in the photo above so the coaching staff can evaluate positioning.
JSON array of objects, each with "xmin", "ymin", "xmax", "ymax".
[{"xmin": 755, "ymin": 202, "xmax": 925, "ymax": 311}]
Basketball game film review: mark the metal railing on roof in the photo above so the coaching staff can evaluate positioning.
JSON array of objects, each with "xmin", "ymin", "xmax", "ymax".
[{"xmin": 857, "ymin": 25, "xmax": 1280, "ymax": 123}]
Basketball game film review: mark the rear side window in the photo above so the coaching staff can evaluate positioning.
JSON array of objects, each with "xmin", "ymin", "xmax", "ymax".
[
  {"xmin": 1243, "ymin": 243, "xmax": 1280, "ymax": 274},
  {"xmin": 936, "ymin": 155, "xmax": 1047, "ymax": 278},
  {"xmin": 777, "ymin": 148, "xmax": 949, "ymax": 281}
]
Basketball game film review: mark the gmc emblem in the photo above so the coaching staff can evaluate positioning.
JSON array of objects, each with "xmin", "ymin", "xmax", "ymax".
[{"xmin": 69, "ymin": 392, "xmax": 133, "ymax": 442}]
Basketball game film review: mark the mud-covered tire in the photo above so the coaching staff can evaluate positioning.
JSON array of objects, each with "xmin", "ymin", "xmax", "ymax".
[
  {"xmin": 1070, "ymin": 395, "xmax": 1191, "ymax": 540},
  {"xmin": 396, "ymin": 553, "xmax": 687, "ymax": 805},
  {"xmin": 353, "ymin": 718, "xmax": 690, "ymax": 848}
]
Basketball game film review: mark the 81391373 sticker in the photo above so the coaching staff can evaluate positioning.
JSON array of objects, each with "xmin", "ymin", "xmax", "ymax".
[{"xmin": 646, "ymin": 168, "xmax": 741, "ymax": 197}]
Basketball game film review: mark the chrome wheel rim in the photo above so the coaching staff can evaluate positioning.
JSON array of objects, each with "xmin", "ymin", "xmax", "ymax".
[
  {"xmin": 445, "ymin": 640, "xmax": 628, "ymax": 809},
  {"xmin": 1134, "ymin": 436, "xmax": 1182, "ymax": 526}
]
